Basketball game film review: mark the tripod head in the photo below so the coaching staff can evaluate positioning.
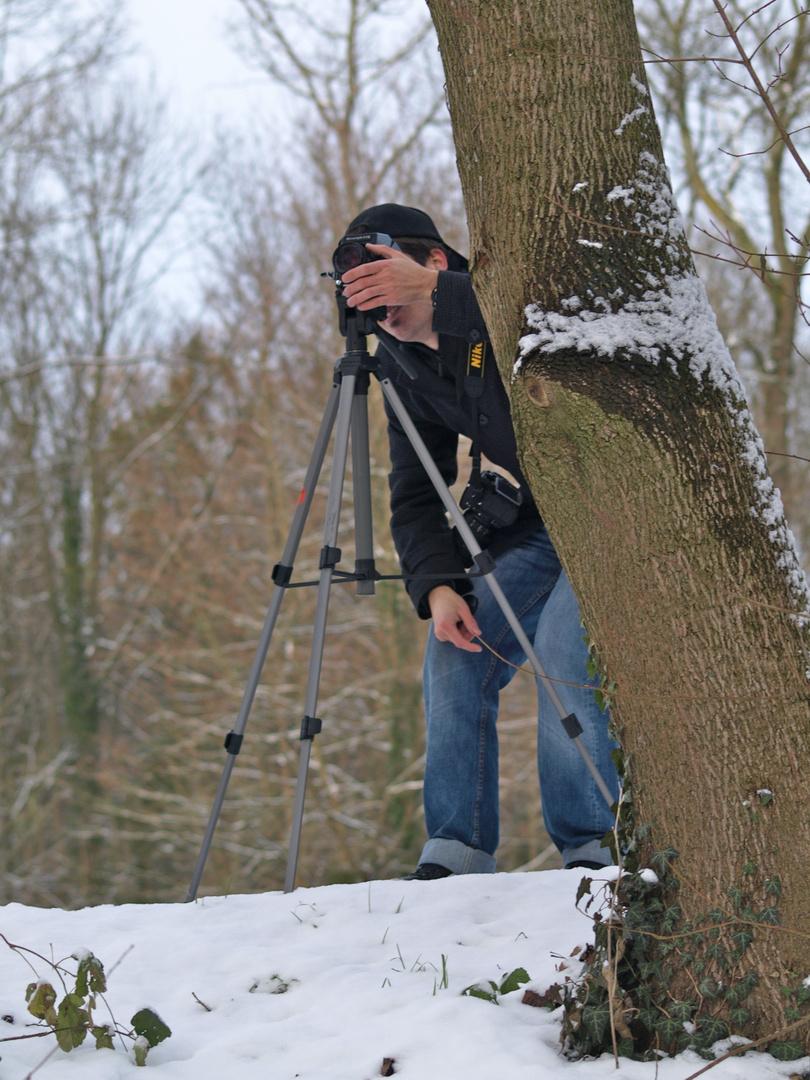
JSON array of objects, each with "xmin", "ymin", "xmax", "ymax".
[
  {"xmin": 329, "ymin": 285, "xmax": 419, "ymax": 382},
  {"xmin": 335, "ymin": 289, "xmax": 379, "ymax": 350}
]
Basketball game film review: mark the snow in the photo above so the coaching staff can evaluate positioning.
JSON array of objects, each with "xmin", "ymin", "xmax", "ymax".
[
  {"xmin": 519, "ymin": 273, "xmax": 730, "ymax": 377},
  {"xmin": 1, "ymin": 872, "xmax": 807, "ymax": 1079},
  {"xmin": 614, "ymin": 104, "xmax": 650, "ymax": 137}
]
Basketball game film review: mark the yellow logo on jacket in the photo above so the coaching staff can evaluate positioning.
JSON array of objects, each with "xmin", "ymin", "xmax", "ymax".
[{"xmin": 467, "ymin": 341, "xmax": 485, "ymax": 375}]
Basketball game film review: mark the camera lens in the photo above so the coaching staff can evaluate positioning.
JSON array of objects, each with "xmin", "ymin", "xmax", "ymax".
[{"xmin": 333, "ymin": 242, "xmax": 366, "ymax": 275}]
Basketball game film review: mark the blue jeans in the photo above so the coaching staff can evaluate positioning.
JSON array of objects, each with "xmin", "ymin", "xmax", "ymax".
[{"xmin": 419, "ymin": 529, "xmax": 619, "ymax": 872}]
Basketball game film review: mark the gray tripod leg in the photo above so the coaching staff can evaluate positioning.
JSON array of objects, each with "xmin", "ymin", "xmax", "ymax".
[
  {"xmin": 378, "ymin": 376, "xmax": 615, "ymax": 811},
  {"xmin": 185, "ymin": 381, "xmax": 342, "ymax": 903},
  {"xmin": 350, "ymin": 380, "xmax": 376, "ymax": 597},
  {"xmin": 284, "ymin": 371, "xmax": 361, "ymax": 893}
]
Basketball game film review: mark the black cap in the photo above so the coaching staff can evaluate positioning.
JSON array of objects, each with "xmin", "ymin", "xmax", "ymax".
[{"xmin": 345, "ymin": 203, "xmax": 468, "ymax": 272}]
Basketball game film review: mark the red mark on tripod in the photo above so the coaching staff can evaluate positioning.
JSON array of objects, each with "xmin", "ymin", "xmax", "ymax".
[{"xmin": 298, "ymin": 487, "xmax": 307, "ymax": 505}]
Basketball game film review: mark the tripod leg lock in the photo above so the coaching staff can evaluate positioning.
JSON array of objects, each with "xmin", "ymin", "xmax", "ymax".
[
  {"xmin": 561, "ymin": 712, "xmax": 584, "ymax": 740},
  {"xmin": 354, "ymin": 558, "xmax": 379, "ymax": 581},
  {"xmin": 319, "ymin": 545, "xmax": 342, "ymax": 569},
  {"xmin": 272, "ymin": 562, "xmax": 293, "ymax": 586},
  {"xmin": 224, "ymin": 731, "xmax": 244, "ymax": 755},
  {"xmin": 300, "ymin": 715, "xmax": 323, "ymax": 740},
  {"xmin": 472, "ymin": 549, "xmax": 497, "ymax": 575}
]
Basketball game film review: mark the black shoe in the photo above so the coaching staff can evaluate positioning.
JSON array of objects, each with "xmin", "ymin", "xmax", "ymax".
[
  {"xmin": 567, "ymin": 860, "xmax": 606, "ymax": 871},
  {"xmin": 403, "ymin": 862, "xmax": 453, "ymax": 880}
]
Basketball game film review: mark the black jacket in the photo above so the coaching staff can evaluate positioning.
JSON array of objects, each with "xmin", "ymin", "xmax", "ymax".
[{"xmin": 378, "ymin": 270, "xmax": 543, "ymax": 618}]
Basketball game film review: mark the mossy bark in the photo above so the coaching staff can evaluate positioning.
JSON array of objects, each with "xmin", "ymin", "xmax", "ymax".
[{"xmin": 429, "ymin": 0, "xmax": 810, "ymax": 1044}]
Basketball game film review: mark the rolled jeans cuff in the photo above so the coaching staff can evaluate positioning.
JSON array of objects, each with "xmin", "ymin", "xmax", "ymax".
[
  {"xmin": 562, "ymin": 838, "xmax": 612, "ymax": 869},
  {"xmin": 420, "ymin": 838, "xmax": 496, "ymax": 875}
]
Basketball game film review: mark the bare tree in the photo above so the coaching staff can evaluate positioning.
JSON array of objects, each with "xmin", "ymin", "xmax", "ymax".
[
  {"xmin": 232, "ymin": 0, "xmax": 454, "ymax": 237},
  {"xmin": 636, "ymin": 0, "xmax": 810, "ymax": 550},
  {"xmin": 0, "ymin": 5, "xmax": 205, "ymax": 905}
]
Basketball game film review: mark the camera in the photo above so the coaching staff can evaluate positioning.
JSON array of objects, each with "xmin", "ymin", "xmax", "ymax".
[
  {"xmin": 454, "ymin": 470, "xmax": 523, "ymax": 566},
  {"xmin": 331, "ymin": 232, "xmax": 400, "ymax": 326},
  {"xmin": 332, "ymin": 231, "xmax": 400, "ymax": 283}
]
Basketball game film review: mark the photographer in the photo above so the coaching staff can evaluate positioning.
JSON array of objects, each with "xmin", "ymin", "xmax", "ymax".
[{"xmin": 341, "ymin": 204, "xmax": 619, "ymax": 878}]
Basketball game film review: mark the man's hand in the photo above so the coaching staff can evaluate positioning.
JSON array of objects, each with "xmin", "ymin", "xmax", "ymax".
[
  {"xmin": 428, "ymin": 585, "xmax": 482, "ymax": 652},
  {"xmin": 341, "ymin": 244, "xmax": 438, "ymax": 311}
]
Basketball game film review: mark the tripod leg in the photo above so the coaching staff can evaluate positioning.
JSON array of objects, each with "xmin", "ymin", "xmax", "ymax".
[
  {"xmin": 284, "ymin": 372, "xmax": 361, "ymax": 892},
  {"xmin": 378, "ymin": 376, "xmax": 615, "ymax": 811},
  {"xmin": 185, "ymin": 381, "xmax": 342, "ymax": 902},
  {"xmin": 350, "ymin": 377, "xmax": 376, "ymax": 596}
]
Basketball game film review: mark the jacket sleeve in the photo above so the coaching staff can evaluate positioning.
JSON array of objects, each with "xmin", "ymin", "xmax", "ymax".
[
  {"xmin": 378, "ymin": 270, "xmax": 487, "ymax": 619},
  {"xmin": 432, "ymin": 271, "xmax": 489, "ymax": 342},
  {"xmin": 383, "ymin": 392, "xmax": 474, "ymax": 619}
]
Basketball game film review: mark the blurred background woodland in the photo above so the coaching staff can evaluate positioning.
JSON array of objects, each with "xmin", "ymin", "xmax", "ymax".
[{"xmin": 1, "ymin": 0, "xmax": 808, "ymax": 907}]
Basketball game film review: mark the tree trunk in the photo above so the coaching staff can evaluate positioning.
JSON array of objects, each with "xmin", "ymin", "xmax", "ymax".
[{"xmin": 429, "ymin": 0, "xmax": 810, "ymax": 1050}]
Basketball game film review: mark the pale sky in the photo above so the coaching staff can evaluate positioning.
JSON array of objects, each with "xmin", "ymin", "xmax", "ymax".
[
  {"xmin": 126, "ymin": 0, "xmax": 275, "ymax": 125},
  {"xmin": 124, "ymin": 0, "xmax": 279, "ymax": 308}
]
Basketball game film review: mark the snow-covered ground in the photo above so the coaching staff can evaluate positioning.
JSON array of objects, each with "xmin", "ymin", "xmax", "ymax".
[{"xmin": 1, "ymin": 871, "xmax": 806, "ymax": 1079}]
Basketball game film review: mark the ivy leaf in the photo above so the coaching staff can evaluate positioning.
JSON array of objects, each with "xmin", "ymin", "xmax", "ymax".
[
  {"xmin": 736, "ymin": 972, "xmax": 759, "ymax": 1001},
  {"xmin": 697, "ymin": 977, "xmax": 720, "ymax": 1000},
  {"xmin": 696, "ymin": 1014, "xmax": 729, "ymax": 1044},
  {"xmin": 638, "ymin": 959, "xmax": 663, "ymax": 981},
  {"xmin": 133, "ymin": 1034, "xmax": 150, "ymax": 1067},
  {"xmin": 131, "ymin": 1007, "xmax": 172, "ymax": 1047},
  {"xmin": 75, "ymin": 954, "xmax": 107, "ymax": 998},
  {"xmin": 669, "ymin": 1000, "xmax": 695, "ymax": 1023},
  {"xmin": 576, "ymin": 877, "xmax": 593, "ymax": 904},
  {"xmin": 655, "ymin": 1015, "xmax": 684, "ymax": 1044},
  {"xmin": 769, "ymin": 1040, "xmax": 805, "ymax": 1061},
  {"xmin": 661, "ymin": 903, "xmax": 682, "ymax": 930},
  {"xmin": 55, "ymin": 993, "xmax": 89, "ymax": 1051},
  {"xmin": 461, "ymin": 981, "xmax": 499, "ymax": 1003},
  {"xmin": 729, "ymin": 1006, "xmax": 751, "ymax": 1029},
  {"xmin": 731, "ymin": 926, "xmax": 755, "ymax": 953},
  {"xmin": 617, "ymin": 1036, "xmax": 635, "ymax": 1058},
  {"xmin": 706, "ymin": 943, "xmax": 727, "ymax": 966},
  {"xmin": 581, "ymin": 1000, "xmax": 611, "ymax": 1045},
  {"xmin": 727, "ymin": 886, "xmax": 744, "ymax": 909},
  {"xmin": 91, "ymin": 1023, "xmax": 115, "ymax": 1050},
  {"xmin": 499, "ymin": 968, "xmax": 530, "ymax": 995},
  {"xmin": 26, "ymin": 981, "xmax": 57, "ymax": 1027}
]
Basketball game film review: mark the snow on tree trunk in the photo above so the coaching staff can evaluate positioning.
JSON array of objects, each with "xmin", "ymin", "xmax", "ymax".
[{"xmin": 428, "ymin": 0, "xmax": 810, "ymax": 1044}]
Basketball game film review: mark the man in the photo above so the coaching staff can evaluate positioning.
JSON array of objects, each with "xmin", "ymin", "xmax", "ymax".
[{"xmin": 341, "ymin": 204, "xmax": 619, "ymax": 878}]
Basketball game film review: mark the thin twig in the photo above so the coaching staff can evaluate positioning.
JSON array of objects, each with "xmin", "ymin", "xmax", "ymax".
[
  {"xmin": 681, "ymin": 1010, "xmax": 810, "ymax": 1080},
  {"xmin": 711, "ymin": 0, "xmax": 810, "ymax": 185},
  {"xmin": 23, "ymin": 1044, "xmax": 60, "ymax": 1080}
]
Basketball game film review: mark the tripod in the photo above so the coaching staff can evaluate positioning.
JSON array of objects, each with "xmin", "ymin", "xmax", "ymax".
[{"xmin": 185, "ymin": 300, "xmax": 614, "ymax": 901}]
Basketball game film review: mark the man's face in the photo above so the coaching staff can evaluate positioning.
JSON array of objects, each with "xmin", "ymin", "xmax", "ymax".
[
  {"xmin": 377, "ymin": 278, "xmax": 434, "ymax": 343},
  {"xmin": 376, "ymin": 247, "xmax": 446, "ymax": 347},
  {"xmin": 339, "ymin": 241, "xmax": 447, "ymax": 350}
]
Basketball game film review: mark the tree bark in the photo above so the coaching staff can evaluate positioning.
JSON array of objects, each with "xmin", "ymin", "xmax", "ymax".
[{"xmin": 429, "ymin": 0, "xmax": 810, "ymax": 1047}]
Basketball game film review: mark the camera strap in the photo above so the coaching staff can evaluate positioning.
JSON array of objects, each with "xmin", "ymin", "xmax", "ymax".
[{"xmin": 464, "ymin": 340, "xmax": 488, "ymax": 489}]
